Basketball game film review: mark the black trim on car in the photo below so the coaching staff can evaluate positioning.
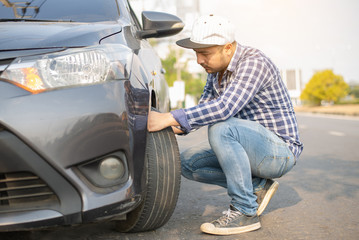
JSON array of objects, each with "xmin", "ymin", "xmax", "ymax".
[
  {"xmin": 0, "ymin": 58, "xmax": 14, "ymax": 75},
  {"xmin": 82, "ymin": 195, "xmax": 141, "ymax": 223}
]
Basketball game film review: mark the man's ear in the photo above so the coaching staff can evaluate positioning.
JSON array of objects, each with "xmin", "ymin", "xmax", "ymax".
[{"xmin": 223, "ymin": 43, "xmax": 234, "ymax": 55}]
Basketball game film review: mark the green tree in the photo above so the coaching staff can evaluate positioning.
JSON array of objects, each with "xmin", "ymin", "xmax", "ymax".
[
  {"xmin": 182, "ymin": 71, "xmax": 206, "ymax": 101},
  {"xmin": 161, "ymin": 48, "xmax": 178, "ymax": 87},
  {"xmin": 161, "ymin": 48, "xmax": 206, "ymax": 101},
  {"xmin": 300, "ymin": 69, "xmax": 349, "ymax": 105}
]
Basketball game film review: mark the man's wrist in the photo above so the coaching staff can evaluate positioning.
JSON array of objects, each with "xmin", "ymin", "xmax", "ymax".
[
  {"xmin": 170, "ymin": 109, "xmax": 191, "ymax": 133},
  {"xmin": 166, "ymin": 112, "xmax": 179, "ymax": 126}
]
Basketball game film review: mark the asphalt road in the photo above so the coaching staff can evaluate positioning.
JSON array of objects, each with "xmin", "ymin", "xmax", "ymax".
[{"xmin": 1, "ymin": 113, "xmax": 359, "ymax": 240}]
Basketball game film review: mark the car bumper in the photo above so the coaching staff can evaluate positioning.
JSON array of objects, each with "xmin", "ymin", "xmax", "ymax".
[
  {"xmin": 0, "ymin": 129, "xmax": 142, "ymax": 231},
  {"xmin": 0, "ymin": 79, "xmax": 149, "ymax": 231}
]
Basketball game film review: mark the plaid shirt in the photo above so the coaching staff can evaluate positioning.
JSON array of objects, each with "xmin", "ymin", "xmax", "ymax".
[{"xmin": 171, "ymin": 43, "xmax": 303, "ymax": 159}]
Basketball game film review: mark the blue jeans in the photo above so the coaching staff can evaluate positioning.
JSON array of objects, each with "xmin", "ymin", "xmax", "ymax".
[{"xmin": 181, "ymin": 118, "xmax": 295, "ymax": 216}]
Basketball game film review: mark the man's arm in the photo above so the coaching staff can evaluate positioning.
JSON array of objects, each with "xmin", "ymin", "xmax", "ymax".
[
  {"xmin": 172, "ymin": 60, "xmax": 268, "ymax": 132},
  {"xmin": 198, "ymin": 74, "xmax": 215, "ymax": 104},
  {"xmin": 147, "ymin": 111, "xmax": 180, "ymax": 132}
]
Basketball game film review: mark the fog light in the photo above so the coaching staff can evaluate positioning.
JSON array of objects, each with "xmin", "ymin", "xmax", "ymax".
[{"xmin": 99, "ymin": 157, "xmax": 125, "ymax": 180}]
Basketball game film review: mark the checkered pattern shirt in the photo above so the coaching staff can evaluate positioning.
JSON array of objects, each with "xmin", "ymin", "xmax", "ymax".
[{"xmin": 171, "ymin": 43, "xmax": 303, "ymax": 159}]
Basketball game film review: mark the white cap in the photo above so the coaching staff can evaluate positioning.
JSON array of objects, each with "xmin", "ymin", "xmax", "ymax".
[{"xmin": 176, "ymin": 14, "xmax": 235, "ymax": 49}]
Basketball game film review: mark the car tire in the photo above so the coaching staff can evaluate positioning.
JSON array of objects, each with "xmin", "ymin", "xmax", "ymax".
[{"xmin": 115, "ymin": 126, "xmax": 181, "ymax": 232}]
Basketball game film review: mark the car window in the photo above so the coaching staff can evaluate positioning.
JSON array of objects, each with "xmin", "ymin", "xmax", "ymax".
[
  {"xmin": 0, "ymin": 0, "xmax": 120, "ymax": 22},
  {"xmin": 127, "ymin": 0, "xmax": 142, "ymax": 30}
]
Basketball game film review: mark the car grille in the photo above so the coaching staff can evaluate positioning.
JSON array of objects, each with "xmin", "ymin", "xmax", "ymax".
[
  {"xmin": 0, "ymin": 58, "xmax": 14, "ymax": 75},
  {"xmin": 0, "ymin": 172, "xmax": 59, "ymax": 211}
]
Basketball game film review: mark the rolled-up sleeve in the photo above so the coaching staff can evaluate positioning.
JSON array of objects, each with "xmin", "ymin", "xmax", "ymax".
[{"xmin": 170, "ymin": 108, "xmax": 191, "ymax": 133}]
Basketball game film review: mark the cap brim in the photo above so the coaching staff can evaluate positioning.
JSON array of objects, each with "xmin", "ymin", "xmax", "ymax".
[{"xmin": 176, "ymin": 38, "xmax": 217, "ymax": 49}]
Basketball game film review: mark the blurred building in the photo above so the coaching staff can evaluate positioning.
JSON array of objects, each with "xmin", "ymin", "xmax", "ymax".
[
  {"xmin": 281, "ymin": 69, "xmax": 303, "ymax": 106},
  {"xmin": 175, "ymin": 0, "xmax": 200, "ymax": 31}
]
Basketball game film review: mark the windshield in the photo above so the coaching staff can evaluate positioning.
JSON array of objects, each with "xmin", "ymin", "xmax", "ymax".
[{"xmin": 0, "ymin": 0, "xmax": 120, "ymax": 22}]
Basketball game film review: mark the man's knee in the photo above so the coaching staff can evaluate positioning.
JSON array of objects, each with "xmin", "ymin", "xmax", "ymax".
[
  {"xmin": 208, "ymin": 119, "xmax": 240, "ymax": 148},
  {"xmin": 208, "ymin": 121, "xmax": 229, "ymax": 141}
]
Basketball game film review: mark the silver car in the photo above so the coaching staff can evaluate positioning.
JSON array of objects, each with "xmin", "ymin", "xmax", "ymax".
[{"xmin": 0, "ymin": 0, "xmax": 183, "ymax": 233}]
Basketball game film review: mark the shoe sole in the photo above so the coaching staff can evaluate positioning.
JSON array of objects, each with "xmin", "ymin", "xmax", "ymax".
[
  {"xmin": 256, "ymin": 180, "xmax": 279, "ymax": 216},
  {"xmin": 200, "ymin": 222, "xmax": 261, "ymax": 235}
]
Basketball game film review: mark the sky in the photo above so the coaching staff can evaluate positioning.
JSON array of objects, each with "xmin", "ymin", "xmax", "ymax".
[{"xmin": 131, "ymin": 0, "xmax": 359, "ymax": 84}]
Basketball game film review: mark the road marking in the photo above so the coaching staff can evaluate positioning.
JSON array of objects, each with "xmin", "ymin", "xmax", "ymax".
[{"xmin": 328, "ymin": 131, "xmax": 346, "ymax": 137}]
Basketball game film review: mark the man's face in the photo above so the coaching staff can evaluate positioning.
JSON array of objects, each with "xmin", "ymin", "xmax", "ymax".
[{"xmin": 194, "ymin": 45, "xmax": 228, "ymax": 74}]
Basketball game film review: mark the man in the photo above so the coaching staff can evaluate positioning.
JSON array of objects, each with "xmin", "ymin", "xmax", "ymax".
[{"xmin": 147, "ymin": 14, "xmax": 303, "ymax": 236}]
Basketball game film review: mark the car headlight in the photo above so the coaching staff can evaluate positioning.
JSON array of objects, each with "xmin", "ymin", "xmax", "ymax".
[{"xmin": 0, "ymin": 44, "xmax": 132, "ymax": 93}]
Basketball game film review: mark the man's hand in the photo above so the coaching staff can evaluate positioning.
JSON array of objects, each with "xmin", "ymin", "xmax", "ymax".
[
  {"xmin": 147, "ymin": 110, "xmax": 180, "ymax": 132},
  {"xmin": 171, "ymin": 126, "xmax": 184, "ymax": 134}
]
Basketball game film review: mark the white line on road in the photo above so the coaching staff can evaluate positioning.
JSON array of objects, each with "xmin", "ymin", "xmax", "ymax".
[{"xmin": 328, "ymin": 131, "xmax": 346, "ymax": 137}]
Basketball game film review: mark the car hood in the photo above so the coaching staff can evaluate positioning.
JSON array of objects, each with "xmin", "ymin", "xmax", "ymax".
[{"xmin": 0, "ymin": 22, "xmax": 122, "ymax": 50}]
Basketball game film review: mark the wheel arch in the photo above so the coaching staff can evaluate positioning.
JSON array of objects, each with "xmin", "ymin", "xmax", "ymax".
[{"xmin": 150, "ymin": 89, "xmax": 157, "ymax": 109}]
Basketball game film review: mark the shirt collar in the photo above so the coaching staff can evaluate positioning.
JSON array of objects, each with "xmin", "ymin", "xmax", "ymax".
[{"xmin": 226, "ymin": 41, "xmax": 241, "ymax": 73}]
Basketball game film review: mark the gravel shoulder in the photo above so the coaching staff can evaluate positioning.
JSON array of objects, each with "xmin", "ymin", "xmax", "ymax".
[{"xmin": 295, "ymin": 104, "xmax": 359, "ymax": 116}]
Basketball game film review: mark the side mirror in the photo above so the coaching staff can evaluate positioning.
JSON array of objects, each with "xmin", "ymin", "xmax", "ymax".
[{"xmin": 137, "ymin": 11, "xmax": 184, "ymax": 39}]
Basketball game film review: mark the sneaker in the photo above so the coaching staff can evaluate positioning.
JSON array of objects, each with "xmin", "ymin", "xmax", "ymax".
[
  {"xmin": 255, "ymin": 179, "xmax": 279, "ymax": 216},
  {"xmin": 200, "ymin": 205, "xmax": 261, "ymax": 235}
]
